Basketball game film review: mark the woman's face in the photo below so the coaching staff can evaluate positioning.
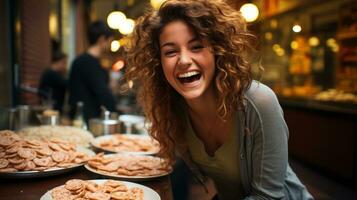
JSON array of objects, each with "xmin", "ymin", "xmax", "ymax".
[{"xmin": 159, "ymin": 20, "xmax": 215, "ymax": 101}]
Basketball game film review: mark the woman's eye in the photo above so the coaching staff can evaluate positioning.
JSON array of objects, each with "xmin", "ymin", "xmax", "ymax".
[
  {"xmin": 164, "ymin": 50, "xmax": 177, "ymax": 56},
  {"xmin": 191, "ymin": 45, "xmax": 204, "ymax": 51}
]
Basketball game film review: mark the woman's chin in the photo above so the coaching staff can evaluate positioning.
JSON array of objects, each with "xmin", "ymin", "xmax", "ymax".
[{"xmin": 179, "ymin": 90, "xmax": 205, "ymax": 101}]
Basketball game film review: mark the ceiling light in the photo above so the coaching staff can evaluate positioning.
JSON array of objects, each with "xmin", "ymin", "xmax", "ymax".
[
  {"xmin": 240, "ymin": 3, "xmax": 259, "ymax": 22},
  {"xmin": 292, "ymin": 24, "xmax": 302, "ymax": 33},
  {"xmin": 107, "ymin": 11, "xmax": 126, "ymax": 29},
  {"xmin": 111, "ymin": 40, "xmax": 120, "ymax": 52},
  {"xmin": 118, "ymin": 18, "xmax": 135, "ymax": 35}
]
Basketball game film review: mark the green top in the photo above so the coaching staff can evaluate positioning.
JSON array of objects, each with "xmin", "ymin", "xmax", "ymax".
[
  {"xmin": 186, "ymin": 113, "xmax": 245, "ymax": 200},
  {"xmin": 179, "ymin": 81, "xmax": 313, "ymax": 199}
]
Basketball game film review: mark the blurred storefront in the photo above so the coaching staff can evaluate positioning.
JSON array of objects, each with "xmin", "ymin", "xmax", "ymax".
[
  {"xmin": 254, "ymin": 0, "xmax": 357, "ymax": 104},
  {"xmin": 250, "ymin": 0, "xmax": 357, "ymax": 183}
]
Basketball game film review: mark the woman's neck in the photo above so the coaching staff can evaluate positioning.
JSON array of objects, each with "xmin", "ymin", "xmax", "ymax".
[
  {"xmin": 186, "ymin": 86, "xmax": 218, "ymax": 120},
  {"xmin": 186, "ymin": 86, "xmax": 235, "ymax": 156}
]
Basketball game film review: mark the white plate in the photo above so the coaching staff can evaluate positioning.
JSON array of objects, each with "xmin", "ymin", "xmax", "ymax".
[
  {"xmin": 0, "ymin": 164, "xmax": 83, "ymax": 179},
  {"xmin": 84, "ymin": 164, "xmax": 171, "ymax": 182},
  {"xmin": 84, "ymin": 154, "xmax": 172, "ymax": 181},
  {"xmin": 91, "ymin": 134, "xmax": 159, "ymax": 155},
  {"xmin": 40, "ymin": 179, "xmax": 161, "ymax": 200},
  {"xmin": 0, "ymin": 147, "xmax": 95, "ymax": 179}
]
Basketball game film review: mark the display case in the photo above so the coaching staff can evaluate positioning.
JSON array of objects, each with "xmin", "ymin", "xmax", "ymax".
[
  {"xmin": 255, "ymin": 0, "xmax": 357, "ymax": 182},
  {"xmin": 336, "ymin": 2, "xmax": 357, "ymax": 94},
  {"xmin": 255, "ymin": 0, "xmax": 357, "ymax": 109}
]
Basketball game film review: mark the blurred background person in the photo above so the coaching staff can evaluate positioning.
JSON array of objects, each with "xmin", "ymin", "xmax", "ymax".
[
  {"xmin": 68, "ymin": 20, "xmax": 117, "ymax": 123},
  {"xmin": 38, "ymin": 50, "xmax": 68, "ymax": 113}
]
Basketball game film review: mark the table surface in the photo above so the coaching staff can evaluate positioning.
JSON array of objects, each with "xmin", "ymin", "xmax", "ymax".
[{"xmin": 0, "ymin": 167, "xmax": 173, "ymax": 200}]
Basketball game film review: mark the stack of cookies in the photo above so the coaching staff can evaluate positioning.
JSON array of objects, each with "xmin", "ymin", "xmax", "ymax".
[
  {"xmin": 51, "ymin": 179, "xmax": 144, "ymax": 200},
  {"xmin": 0, "ymin": 130, "xmax": 90, "ymax": 172}
]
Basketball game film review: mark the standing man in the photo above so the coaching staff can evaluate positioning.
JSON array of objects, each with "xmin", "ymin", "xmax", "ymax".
[
  {"xmin": 39, "ymin": 51, "xmax": 68, "ymax": 113},
  {"xmin": 68, "ymin": 21, "xmax": 117, "ymax": 122}
]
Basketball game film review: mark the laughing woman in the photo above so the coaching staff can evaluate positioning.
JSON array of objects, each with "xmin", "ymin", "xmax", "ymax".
[{"xmin": 125, "ymin": 0, "xmax": 314, "ymax": 199}]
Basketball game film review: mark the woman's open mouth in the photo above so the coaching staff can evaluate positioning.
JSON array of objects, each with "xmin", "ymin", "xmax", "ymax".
[{"xmin": 177, "ymin": 71, "xmax": 201, "ymax": 84}]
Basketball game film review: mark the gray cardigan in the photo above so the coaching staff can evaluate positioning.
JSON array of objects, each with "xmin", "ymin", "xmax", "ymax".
[{"xmin": 179, "ymin": 81, "xmax": 314, "ymax": 199}]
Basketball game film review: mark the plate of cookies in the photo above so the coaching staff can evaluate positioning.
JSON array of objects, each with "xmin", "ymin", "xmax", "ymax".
[
  {"xmin": 18, "ymin": 125, "xmax": 94, "ymax": 148},
  {"xmin": 84, "ymin": 153, "xmax": 172, "ymax": 181},
  {"xmin": 91, "ymin": 134, "xmax": 160, "ymax": 155},
  {"xmin": 40, "ymin": 179, "xmax": 160, "ymax": 200},
  {"xmin": 0, "ymin": 130, "xmax": 94, "ymax": 178}
]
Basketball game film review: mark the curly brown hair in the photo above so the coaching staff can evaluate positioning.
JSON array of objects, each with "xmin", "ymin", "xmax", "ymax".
[{"xmin": 125, "ymin": 0, "xmax": 256, "ymax": 163}]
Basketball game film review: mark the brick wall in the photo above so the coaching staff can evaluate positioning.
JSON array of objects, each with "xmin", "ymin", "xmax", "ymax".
[{"xmin": 20, "ymin": 0, "xmax": 51, "ymax": 105}]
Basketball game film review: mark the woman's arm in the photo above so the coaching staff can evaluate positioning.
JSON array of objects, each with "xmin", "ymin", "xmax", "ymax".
[{"xmin": 244, "ymin": 83, "xmax": 288, "ymax": 199}]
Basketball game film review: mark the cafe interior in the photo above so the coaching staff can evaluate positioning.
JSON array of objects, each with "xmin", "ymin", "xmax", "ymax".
[{"xmin": 0, "ymin": 0, "xmax": 357, "ymax": 199}]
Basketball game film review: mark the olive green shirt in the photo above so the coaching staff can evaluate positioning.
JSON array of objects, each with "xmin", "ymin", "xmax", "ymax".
[
  {"xmin": 178, "ymin": 81, "xmax": 314, "ymax": 200},
  {"xmin": 186, "ymin": 113, "xmax": 245, "ymax": 200}
]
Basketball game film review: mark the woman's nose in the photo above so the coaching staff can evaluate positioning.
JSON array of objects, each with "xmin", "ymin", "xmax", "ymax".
[{"xmin": 178, "ymin": 51, "xmax": 192, "ymax": 67}]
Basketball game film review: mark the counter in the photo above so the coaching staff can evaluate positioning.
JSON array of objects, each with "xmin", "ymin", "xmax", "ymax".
[{"xmin": 279, "ymin": 97, "xmax": 357, "ymax": 183}]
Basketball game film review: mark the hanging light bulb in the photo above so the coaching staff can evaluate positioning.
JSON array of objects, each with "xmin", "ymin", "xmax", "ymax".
[
  {"xmin": 119, "ymin": 18, "xmax": 135, "ymax": 35},
  {"xmin": 240, "ymin": 3, "xmax": 259, "ymax": 22},
  {"xmin": 107, "ymin": 11, "xmax": 126, "ymax": 29},
  {"xmin": 111, "ymin": 40, "xmax": 121, "ymax": 52},
  {"xmin": 292, "ymin": 24, "xmax": 302, "ymax": 33},
  {"xmin": 308, "ymin": 36, "xmax": 320, "ymax": 47}
]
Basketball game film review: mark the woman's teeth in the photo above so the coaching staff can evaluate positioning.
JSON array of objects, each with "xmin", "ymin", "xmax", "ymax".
[
  {"xmin": 177, "ymin": 71, "xmax": 201, "ymax": 84},
  {"xmin": 178, "ymin": 71, "xmax": 200, "ymax": 78}
]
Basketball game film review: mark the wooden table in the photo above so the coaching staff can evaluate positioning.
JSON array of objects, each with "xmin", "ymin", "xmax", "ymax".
[{"xmin": 0, "ymin": 167, "xmax": 173, "ymax": 200}]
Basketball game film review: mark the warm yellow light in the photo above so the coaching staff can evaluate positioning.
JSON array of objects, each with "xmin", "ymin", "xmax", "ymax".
[
  {"xmin": 331, "ymin": 44, "xmax": 339, "ymax": 52},
  {"xmin": 240, "ymin": 3, "xmax": 259, "ymax": 22},
  {"xmin": 292, "ymin": 24, "xmax": 302, "ymax": 33},
  {"xmin": 113, "ymin": 60, "xmax": 125, "ymax": 71},
  {"xmin": 276, "ymin": 48, "xmax": 285, "ymax": 56},
  {"xmin": 265, "ymin": 32, "xmax": 273, "ymax": 41},
  {"xmin": 273, "ymin": 44, "xmax": 281, "ymax": 52},
  {"xmin": 111, "ymin": 40, "xmax": 121, "ymax": 52},
  {"xmin": 308, "ymin": 36, "xmax": 320, "ymax": 47},
  {"xmin": 290, "ymin": 41, "xmax": 298, "ymax": 50},
  {"xmin": 49, "ymin": 13, "xmax": 58, "ymax": 38},
  {"xmin": 327, "ymin": 38, "xmax": 339, "ymax": 52},
  {"xmin": 107, "ymin": 11, "xmax": 126, "ymax": 29},
  {"xmin": 119, "ymin": 37, "xmax": 129, "ymax": 46},
  {"xmin": 270, "ymin": 19, "xmax": 278, "ymax": 29},
  {"xmin": 150, "ymin": 0, "xmax": 166, "ymax": 9},
  {"xmin": 128, "ymin": 0, "xmax": 134, "ymax": 6},
  {"xmin": 119, "ymin": 18, "xmax": 135, "ymax": 35},
  {"xmin": 326, "ymin": 38, "xmax": 336, "ymax": 47}
]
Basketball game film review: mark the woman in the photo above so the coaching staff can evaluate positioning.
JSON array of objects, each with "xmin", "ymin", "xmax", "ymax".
[{"xmin": 125, "ymin": 0, "xmax": 314, "ymax": 199}]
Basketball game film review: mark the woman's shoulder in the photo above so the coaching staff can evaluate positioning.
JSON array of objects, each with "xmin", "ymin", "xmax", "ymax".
[
  {"xmin": 243, "ymin": 82, "xmax": 287, "ymax": 137},
  {"xmin": 244, "ymin": 80, "xmax": 280, "ymax": 113}
]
